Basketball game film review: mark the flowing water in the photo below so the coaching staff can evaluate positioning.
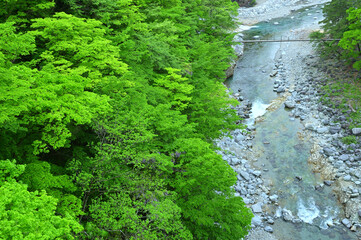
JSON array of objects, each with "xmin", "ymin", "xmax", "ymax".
[{"xmin": 229, "ymin": 4, "xmax": 358, "ymax": 240}]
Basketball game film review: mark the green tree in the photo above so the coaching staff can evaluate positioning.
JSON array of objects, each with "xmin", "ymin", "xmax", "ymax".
[
  {"xmin": 0, "ymin": 160, "xmax": 83, "ymax": 239},
  {"xmin": 338, "ymin": 8, "xmax": 361, "ymax": 70}
]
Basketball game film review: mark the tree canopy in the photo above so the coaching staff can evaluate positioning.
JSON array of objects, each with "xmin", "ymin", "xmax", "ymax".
[{"xmin": 0, "ymin": 0, "xmax": 252, "ymax": 239}]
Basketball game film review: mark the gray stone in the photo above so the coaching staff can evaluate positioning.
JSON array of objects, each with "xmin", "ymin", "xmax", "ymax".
[
  {"xmin": 352, "ymin": 128, "xmax": 361, "ymax": 135},
  {"xmin": 284, "ymin": 101, "xmax": 296, "ymax": 109},
  {"xmin": 252, "ymin": 215, "xmax": 263, "ymax": 226},
  {"xmin": 324, "ymin": 180, "xmax": 334, "ymax": 186},
  {"xmin": 240, "ymin": 171, "xmax": 250, "ymax": 181},
  {"xmin": 342, "ymin": 218, "xmax": 351, "ymax": 228},
  {"xmin": 243, "ymin": 198, "xmax": 251, "ymax": 204},
  {"xmin": 276, "ymin": 86, "xmax": 285, "ymax": 93},
  {"xmin": 344, "ymin": 175, "xmax": 351, "ymax": 181},
  {"xmin": 358, "ymin": 210, "xmax": 361, "ymax": 218},
  {"xmin": 305, "ymin": 124, "xmax": 314, "ymax": 131},
  {"xmin": 329, "ymin": 126, "xmax": 341, "ymax": 134},
  {"xmin": 264, "ymin": 226, "xmax": 273, "ymax": 233},
  {"xmin": 323, "ymin": 147, "xmax": 335, "ymax": 156},
  {"xmin": 270, "ymin": 70, "xmax": 278, "ymax": 77},
  {"xmin": 339, "ymin": 154, "xmax": 349, "ymax": 161},
  {"xmin": 253, "ymin": 170, "xmax": 262, "ymax": 177},
  {"xmin": 317, "ymin": 127, "xmax": 329, "ymax": 134},
  {"xmin": 269, "ymin": 195, "xmax": 278, "ymax": 202},
  {"xmin": 267, "ymin": 218, "xmax": 275, "ymax": 224},
  {"xmin": 252, "ymin": 202, "xmax": 263, "ymax": 213},
  {"xmin": 282, "ymin": 208, "xmax": 293, "ymax": 222},
  {"xmin": 231, "ymin": 158, "xmax": 241, "ymax": 165},
  {"xmin": 235, "ymin": 134, "xmax": 246, "ymax": 143}
]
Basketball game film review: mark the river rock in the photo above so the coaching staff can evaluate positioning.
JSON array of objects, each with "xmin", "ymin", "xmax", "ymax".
[
  {"xmin": 324, "ymin": 180, "xmax": 334, "ymax": 186},
  {"xmin": 252, "ymin": 170, "xmax": 262, "ymax": 177},
  {"xmin": 270, "ymin": 70, "xmax": 278, "ymax": 77},
  {"xmin": 252, "ymin": 202, "xmax": 263, "ymax": 213},
  {"xmin": 282, "ymin": 208, "xmax": 293, "ymax": 222},
  {"xmin": 323, "ymin": 147, "xmax": 335, "ymax": 156},
  {"xmin": 252, "ymin": 215, "xmax": 263, "ymax": 226},
  {"xmin": 235, "ymin": 134, "xmax": 246, "ymax": 143},
  {"xmin": 284, "ymin": 101, "xmax": 296, "ymax": 109},
  {"xmin": 339, "ymin": 154, "xmax": 349, "ymax": 161},
  {"xmin": 264, "ymin": 226, "xmax": 273, "ymax": 233},
  {"xmin": 317, "ymin": 127, "xmax": 328, "ymax": 134},
  {"xmin": 240, "ymin": 171, "xmax": 250, "ymax": 181},
  {"xmin": 269, "ymin": 194, "xmax": 278, "ymax": 202},
  {"xmin": 352, "ymin": 128, "xmax": 361, "ymax": 135},
  {"xmin": 342, "ymin": 218, "xmax": 351, "ymax": 228},
  {"xmin": 231, "ymin": 158, "xmax": 241, "ymax": 165},
  {"xmin": 343, "ymin": 175, "xmax": 351, "ymax": 181},
  {"xmin": 358, "ymin": 210, "xmax": 361, "ymax": 218},
  {"xmin": 329, "ymin": 125, "xmax": 341, "ymax": 134},
  {"xmin": 305, "ymin": 123, "xmax": 315, "ymax": 131},
  {"xmin": 276, "ymin": 86, "xmax": 285, "ymax": 93}
]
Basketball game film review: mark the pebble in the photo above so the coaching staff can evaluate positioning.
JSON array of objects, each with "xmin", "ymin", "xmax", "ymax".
[
  {"xmin": 269, "ymin": 195, "xmax": 278, "ymax": 202},
  {"xmin": 252, "ymin": 215, "xmax": 263, "ymax": 226},
  {"xmin": 342, "ymin": 218, "xmax": 351, "ymax": 228},
  {"xmin": 282, "ymin": 208, "xmax": 293, "ymax": 222},
  {"xmin": 240, "ymin": 171, "xmax": 251, "ymax": 181},
  {"xmin": 284, "ymin": 101, "xmax": 296, "ymax": 109},
  {"xmin": 343, "ymin": 175, "xmax": 351, "ymax": 181},
  {"xmin": 264, "ymin": 226, "xmax": 273, "ymax": 233},
  {"xmin": 352, "ymin": 128, "xmax": 361, "ymax": 135},
  {"xmin": 252, "ymin": 202, "xmax": 263, "ymax": 213},
  {"xmin": 324, "ymin": 180, "xmax": 334, "ymax": 186}
]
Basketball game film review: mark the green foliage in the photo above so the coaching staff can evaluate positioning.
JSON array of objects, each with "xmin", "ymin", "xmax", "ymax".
[
  {"xmin": 0, "ymin": 0, "xmax": 252, "ymax": 239},
  {"xmin": 313, "ymin": 0, "xmax": 361, "ymax": 64},
  {"xmin": 341, "ymin": 135, "xmax": 358, "ymax": 145},
  {"xmin": 338, "ymin": 8, "xmax": 361, "ymax": 70},
  {"xmin": 320, "ymin": 80, "xmax": 361, "ymax": 128},
  {"xmin": 172, "ymin": 138, "xmax": 252, "ymax": 239},
  {"xmin": 0, "ymin": 160, "xmax": 82, "ymax": 239}
]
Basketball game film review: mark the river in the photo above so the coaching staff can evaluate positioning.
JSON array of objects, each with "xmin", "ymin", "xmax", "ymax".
[{"xmin": 227, "ymin": 4, "xmax": 358, "ymax": 240}]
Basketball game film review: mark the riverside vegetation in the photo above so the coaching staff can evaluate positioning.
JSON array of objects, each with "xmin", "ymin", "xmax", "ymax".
[
  {"xmin": 0, "ymin": 0, "xmax": 254, "ymax": 239},
  {"xmin": 311, "ymin": 0, "xmax": 361, "ymax": 142}
]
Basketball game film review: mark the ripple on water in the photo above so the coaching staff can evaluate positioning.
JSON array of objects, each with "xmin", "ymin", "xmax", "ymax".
[{"xmin": 297, "ymin": 197, "xmax": 320, "ymax": 224}]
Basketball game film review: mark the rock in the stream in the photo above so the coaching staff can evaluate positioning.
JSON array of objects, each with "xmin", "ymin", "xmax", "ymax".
[
  {"xmin": 282, "ymin": 208, "xmax": 294, "ymax": 222},
  {"xmin": 352, "ymin": 128, "xmax": 361, "ymax": 136},
  {"xmin": 270, "ymin": 70, "xmax": 278, "ymax": 77}
]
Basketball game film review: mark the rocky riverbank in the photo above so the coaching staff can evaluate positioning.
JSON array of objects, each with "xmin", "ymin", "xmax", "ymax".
[
  {"xmin": 219, "ymin": 3, "xmax": 361, "ymax": 238},
  {"xmin": 236, "ymin": 0, "xmax": 331, "ymax": 25}
]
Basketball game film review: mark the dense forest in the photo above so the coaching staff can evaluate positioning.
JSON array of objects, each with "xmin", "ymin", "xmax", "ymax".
[{"xmin": 0, "ymin": 0, "xmax": 253, "ymax": 239}]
